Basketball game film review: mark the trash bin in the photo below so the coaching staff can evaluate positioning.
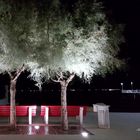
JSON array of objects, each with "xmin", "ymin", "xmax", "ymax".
[
  {"xmin": 93, "ymin": 103, "xmax": 105, "ymax": 112},
  {"xmin": 97, "ymin": 104, "xmax": 110, "ymax": 128},
  {"xmin": 93, "ymin": 104, "xmax": 98, "ymax": 112}
]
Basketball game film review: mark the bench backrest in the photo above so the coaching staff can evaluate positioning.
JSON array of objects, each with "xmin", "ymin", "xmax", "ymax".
[
  {"xmin": 0, "ymin": 105, "xmax": 36, "ymax": 117},
  {"xmin": 0, "ymin": 106, "xmax": 10, "ymax": 116},
  {"xmin": 16, "ymin": 106, "xmax": 36, "ymax": 116},
  {"xmin": 40, "ymin": 106, "xmax": 87, "ymax": 117}
]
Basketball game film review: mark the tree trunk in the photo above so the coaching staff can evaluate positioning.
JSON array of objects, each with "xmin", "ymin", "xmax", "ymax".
[
  {"xmin": 8, "ymin": 65, "xmax": 25, "ymax": 129},
  {"xmin": 10, "ymin": 79, "xmax": 17, "ymax": 128},
  {"xmin": 60, "ymin": 81, "xmax": 68, "ymax": 131},
  {"xmin": 53, "ymin": 72, "xmax": 75, "ymax": 130}
]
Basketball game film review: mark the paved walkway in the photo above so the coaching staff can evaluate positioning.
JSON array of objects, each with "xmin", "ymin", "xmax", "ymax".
[{"xmin": 0, "ymin": 111, "xmax": 140, "ymax": 140}]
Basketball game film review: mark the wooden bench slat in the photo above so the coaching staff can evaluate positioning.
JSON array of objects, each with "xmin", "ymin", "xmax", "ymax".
[
  {"xmin": 40, "ymin": 105, "xmax": 87, "ymax": 117},
  {"xmin": 0, "ymin": 105, "xmax": 37, "ymax": 117},
  {"xmin": 0, "ymin": 106, "xmax": 10, "ymax": 116}
]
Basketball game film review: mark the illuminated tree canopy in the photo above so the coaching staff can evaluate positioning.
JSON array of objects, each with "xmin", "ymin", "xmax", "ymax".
[
  {"xmin": 0, "ymin": 0, "xmax": 125, "ymax": 130},
  {"xmin": 0, "ymin": 0, "xmax": 125, "ymax": 84},
  {"xmin": 26, "ymin": 0, "xmax": 125, "ymax": 85}
]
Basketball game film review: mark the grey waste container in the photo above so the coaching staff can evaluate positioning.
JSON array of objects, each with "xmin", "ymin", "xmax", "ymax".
[
  {"xmin": 96, "ymin": 104, "xmax": 110, "ymax": 128},
  {"xmin": 93, "ymin": 103, "xmax": 105, "ymax": 112}
]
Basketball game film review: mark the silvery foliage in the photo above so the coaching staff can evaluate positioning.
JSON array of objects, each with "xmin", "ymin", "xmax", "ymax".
[
  {"xmin": 27, "ymin": 61, "xmax": 46, "ymax": 89},
  {"xmin": 0, "ymin": 0, "xmax": 125, "ymax": 86},
  {"xmin": 27, "ymin": 1, "xmax": 124, "ymax": 84},
  {"xmin": 0, "ymin": 30, "xmax": 10, "ymax": 72},
  {"xmin": 0, "ymin": 26, "xmax": 31, "ymax": 72},
  {"xmin": 63, "ymin": 26, "xmax": 109, "ymax": 82}
]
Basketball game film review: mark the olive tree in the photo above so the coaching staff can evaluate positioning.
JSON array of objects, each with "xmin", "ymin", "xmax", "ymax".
[
  {"xmin": 0, "ymin": 26, "xmax": 26, "ymax": 128},
  {"xmin": 0, "ymin": 0, "xmax": 125, "ymax": 130},
  {"xmin": 0, "ymin": 0, "xmax": 38, "ymax": 128},
  {"xmin": 27, "ymin": 0, "xmax": 125, "ymax": 130}
]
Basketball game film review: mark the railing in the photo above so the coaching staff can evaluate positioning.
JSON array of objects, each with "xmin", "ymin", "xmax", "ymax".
[{"xmin": 122, "ymin": 90, "xmax": 140, "ymax": 93}]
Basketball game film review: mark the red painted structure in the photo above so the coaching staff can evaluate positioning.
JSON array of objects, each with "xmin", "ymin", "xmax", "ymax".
[
  {"xmin": 40, "ymin": 105, "xmax": 87, "ymax": 117},
  {"xmin": 0, "ymin": 105, "xmax": 36, "ymax": 117}
]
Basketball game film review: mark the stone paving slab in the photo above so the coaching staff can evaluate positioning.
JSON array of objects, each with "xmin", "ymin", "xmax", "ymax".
[{"xmin": 0, "ymin": 125, "xmax": 94, "ymax": 135}]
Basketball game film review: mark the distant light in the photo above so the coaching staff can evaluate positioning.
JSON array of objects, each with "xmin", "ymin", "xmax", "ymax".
[
  {"xmin": 120, "ymin": 83, "xmax": 123, "ymax": 86},
  {"xmin": 34, "ymin": 125, "xmax": 40, "ymax": 130},
  {"xmin": 71, "ymin": 89, "xmax": 75, "ymax": 91},
  {"xmin": 81, "ymin": 131, "xmax": 89, "ymax": 137}
]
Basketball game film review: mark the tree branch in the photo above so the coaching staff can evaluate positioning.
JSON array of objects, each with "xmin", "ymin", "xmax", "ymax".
[
  {"xmin": 51, "ymin": 71, "xmax": 65, "ymax": 83},
  {"xmin": 56, "ymin": 71, "xmax": 63, "ymax": 80},
  {"xmin": 66, "ymin": 72, "xmax": 75, "ymax": 84},
  {"xmin": 51, "ymin": 78, "xmax": 61, "ymax": 83},
  {"xmin": 13, "ymin": 64, "xmax": 25, "ymax": 81},
  {"xmin": 7, "ymin": 71, "xmax": 13, "ymax": 80}
]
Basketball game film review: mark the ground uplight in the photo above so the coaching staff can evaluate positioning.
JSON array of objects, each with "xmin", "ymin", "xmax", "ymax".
[{"xmin": 81, "ymin": 131, "xmax": 89, "ymax": 138}]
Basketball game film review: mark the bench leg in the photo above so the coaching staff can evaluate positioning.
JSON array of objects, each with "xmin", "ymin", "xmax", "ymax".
[
  {"xmin": 44, "ymin": 107, "xmax": 49, "ymax": 124},
  {"xmin": 79, "ymin": 107, "xmax": 84, "ymax": 126},
  {"xmin": 29, "ymin": 107, "xmax": 33, "ymax": 125}
]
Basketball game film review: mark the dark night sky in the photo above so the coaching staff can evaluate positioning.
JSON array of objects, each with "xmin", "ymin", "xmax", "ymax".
[{"xmin": 102, "ymin": 0, "xmax": 140, "ymax": 87}]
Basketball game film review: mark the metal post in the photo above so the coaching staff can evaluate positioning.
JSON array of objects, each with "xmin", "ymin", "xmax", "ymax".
[
  {"xmin": 79, "ymin": 107, "xmax": 84, "ymax": 126},
  {"xmin": 44, "ymin": 106, "xmax": 49, "ymax": 124},
  {"xmin": 131, "ymin": 81, "xmax": 133, "ymax": 90},
  {"xmin": 120, "ymin": 83, "xmax": 123, "ymax": 90},
  {"xmin": 28, "ymin": 106, "xmax": 36, "ymax": 125},
  {"xmin": 29, "ymin": 107, "xmax": 32, "ymax": 125}
]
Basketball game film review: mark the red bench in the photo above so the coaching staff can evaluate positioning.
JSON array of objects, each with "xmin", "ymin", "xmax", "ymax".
[
  {"xmin": 0, "ymin": 105, "xmax": 37, "ymax": 124},
  {"xmin": 0, "ymin": 106, "xmax": 10, "ymax": 117},
  {"xmin": 16, "ymin": 106, "xmax": 36, "ymax": 116},
  {"xmin": 40, "ymin": 105, "xmax": 88, "ymax": 125}
]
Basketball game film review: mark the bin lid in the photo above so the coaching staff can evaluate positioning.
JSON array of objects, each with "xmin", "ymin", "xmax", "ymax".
[{"xmin": 94, "ymin": 103, "xmax": 110, "ymax": 107}]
